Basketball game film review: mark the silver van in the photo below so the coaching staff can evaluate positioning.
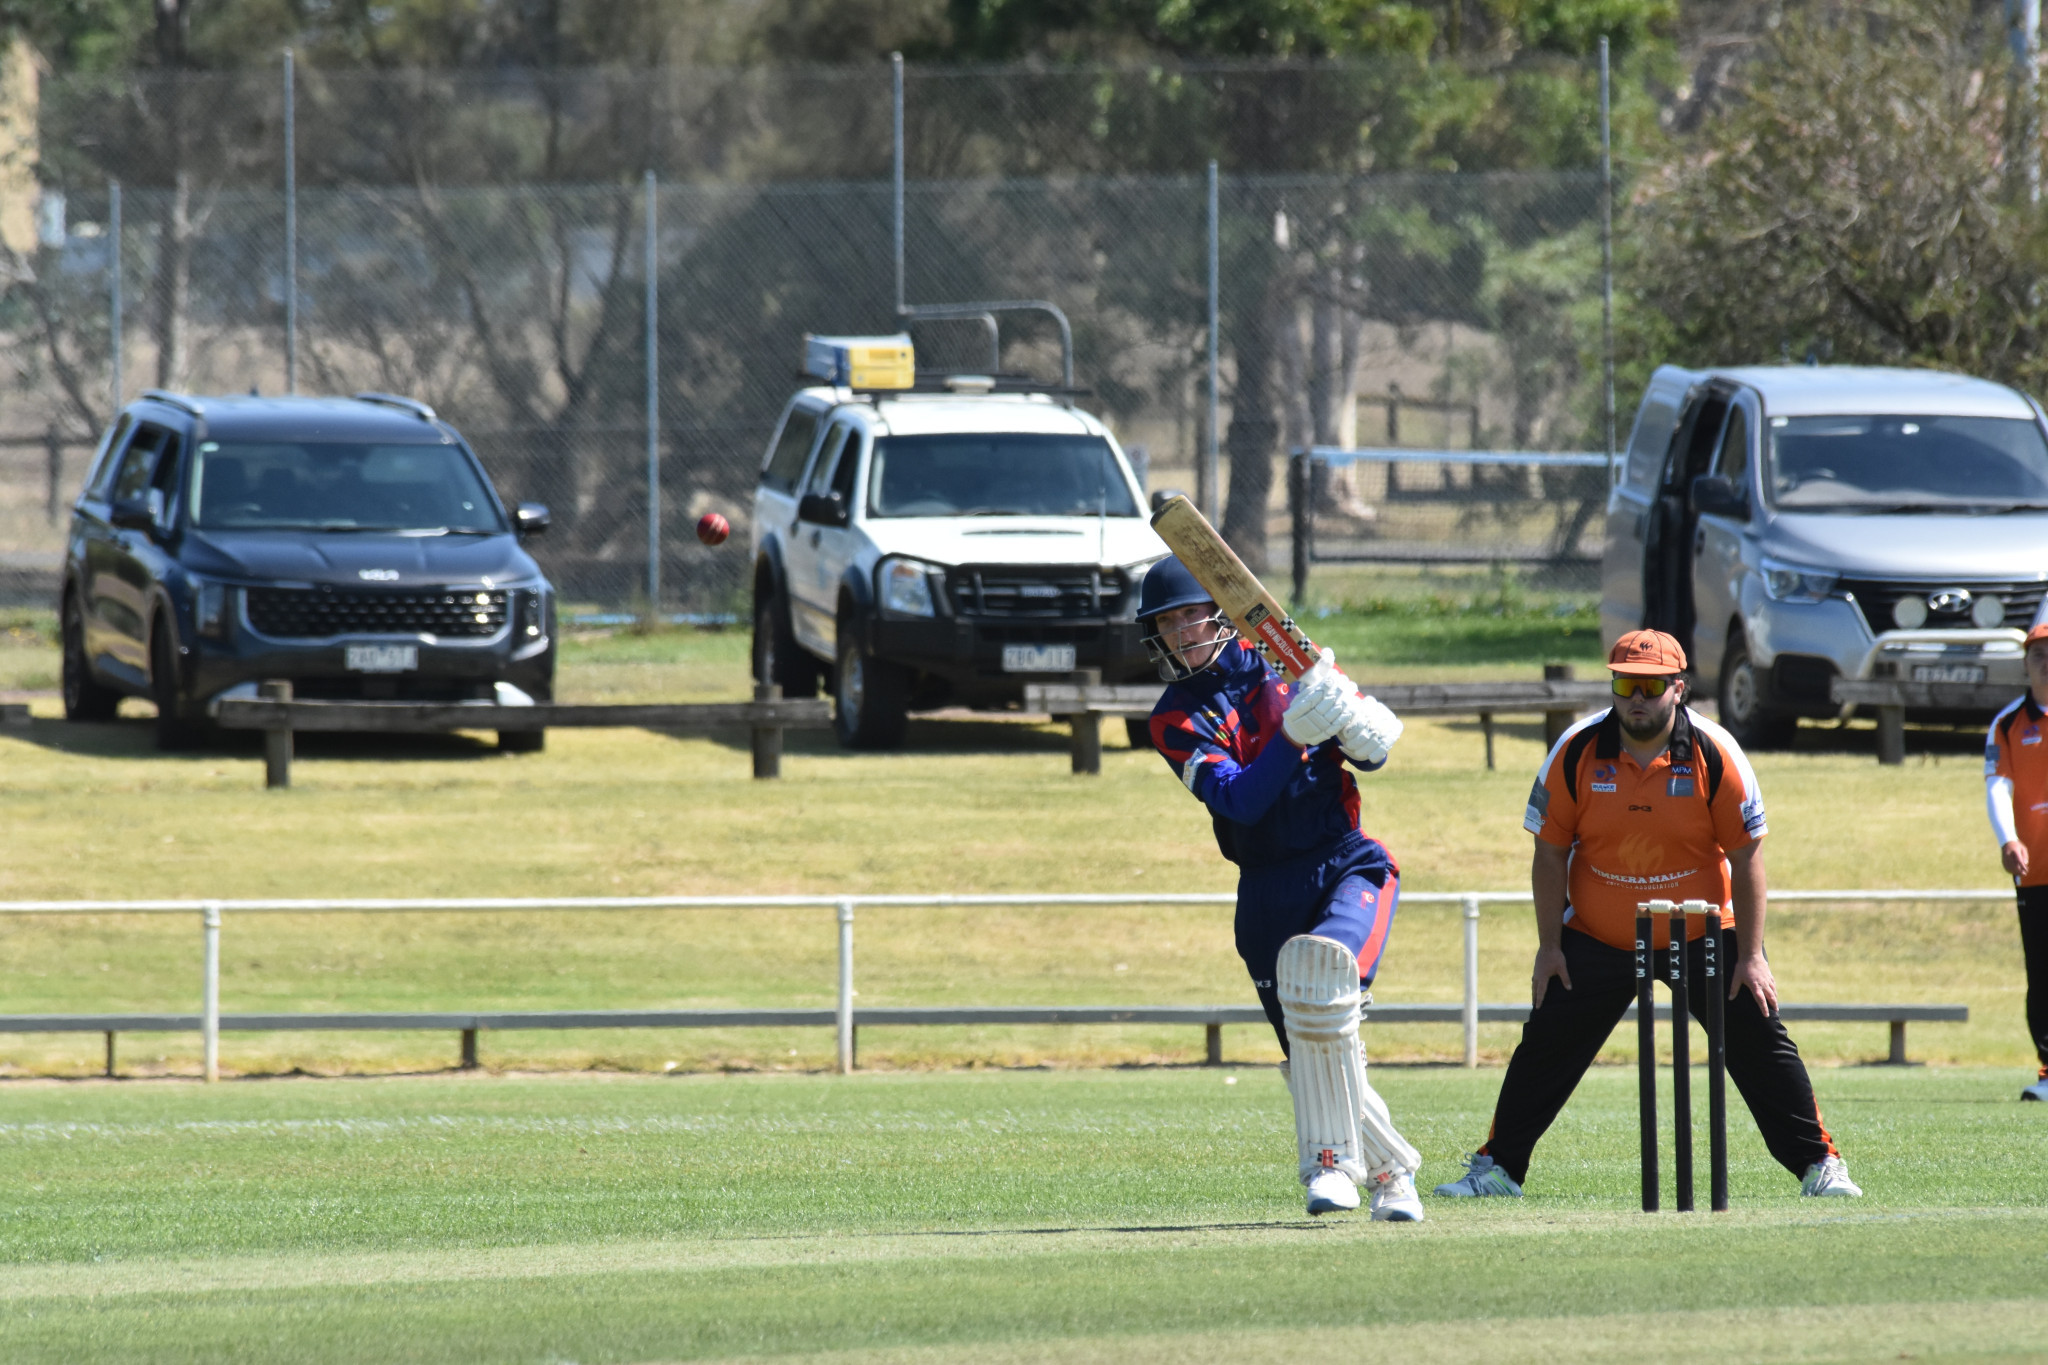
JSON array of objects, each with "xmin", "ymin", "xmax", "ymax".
[{"xmin": 1602, "ymin": 365, "xmax": 2048, "ymax": 745}]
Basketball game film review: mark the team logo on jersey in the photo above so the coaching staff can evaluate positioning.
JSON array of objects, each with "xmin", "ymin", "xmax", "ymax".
[
  {"xmin": 1740, "ymin": 794, "xmax": 1767, "ymax": 837},
  {"xmin": 1668, "ymin": 778, "xmax": 1695, "ymax": 797},
  {"xmin": 1590, "ymin": 762, "xmax": 1618, "ymax": 794},
  {"xmin": 2024, "ymin": 724, "xmax": 2041, "ymax": 747}
]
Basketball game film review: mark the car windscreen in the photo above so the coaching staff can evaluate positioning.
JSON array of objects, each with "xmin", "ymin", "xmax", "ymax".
[
  {"xmin": 1766, "ymin": 415, "xmax": 2048, "ymax": 511},
  {"xmin": 188, "ymin": 441, "xmax": 507, "ymax": 533},
  {"xmin": 866, "ymin": 433, "xmax": 1140, "ymax": 518}
]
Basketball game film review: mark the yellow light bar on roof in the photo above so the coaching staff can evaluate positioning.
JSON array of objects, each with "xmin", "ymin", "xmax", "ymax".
[{"xmin": 803, "ymin": 334, "xmax": 915, "ymax": 390}]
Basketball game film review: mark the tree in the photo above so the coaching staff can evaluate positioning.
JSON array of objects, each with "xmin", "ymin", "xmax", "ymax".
[{"xmin": 1635, "ymin": 0, "xmax": 2048, "ymax": 392}]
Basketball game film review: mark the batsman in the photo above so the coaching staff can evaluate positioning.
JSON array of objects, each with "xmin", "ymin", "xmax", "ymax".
[{"xmin": 1137, "ymin": 555, "xmax": 1423, "ymax": 1220}]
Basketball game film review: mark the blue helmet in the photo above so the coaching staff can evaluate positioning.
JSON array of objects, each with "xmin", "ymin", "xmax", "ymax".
[
  {"xmin": 1137, "ymin": 556, "xmax": 1214, "ymax": 623},
  {"xmin": 1137, "ymin": 557, "xmax": 1238, "ymax": 680}
]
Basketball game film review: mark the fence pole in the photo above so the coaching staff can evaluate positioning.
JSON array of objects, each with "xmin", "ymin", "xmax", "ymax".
[
  {"xmin": 202, "ymin": 901, "xmax": 221, "ymax": 1082},
  {"xmin": 1599, "ymin": 36, "xmax": 1616, "ymax": 481},
  {"xmin": 44, "ymin": 424, "xmax": 61, "ymax": 525},
  {"xmin": 1204, "ymin": 161, "xmax": 1221, "ymax": 524},
  {"xmin": 836, "ymin": 898, "xmax": 856, "ymax": 1074},
  {"xmin": 1461, "ymin": 895, "xmax": 1481, "ymax": 1068},
  {"xmin": 283, "ymin": 47, "xmax": 298, "ymax": 395},
  {"xmin": 108, "ymin": 179, "xmax": 121, "ymax": 414},
  {"xmin": 892, "ymin": 52, "xmax": 905, "ymax": 316},
  {"xmin": 644, "ymin": 169, "xmax": 660, "ymax": 612}
]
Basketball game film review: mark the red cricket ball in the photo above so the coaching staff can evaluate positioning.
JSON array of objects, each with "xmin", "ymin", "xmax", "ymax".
[{"xmin": 696, "ymin": 512, "xmax": 730, "ymax": 547}]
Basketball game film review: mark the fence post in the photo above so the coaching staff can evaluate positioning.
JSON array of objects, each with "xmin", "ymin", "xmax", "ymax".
[
  {"xmin": 892, "ymin": 53, "xmax": 905, "ymax": 315},
  {"xmin": 1204, "ymin": 160, "xmax": 1220, "ymax": 524},
  {"xmin": 836, "ymin": 898, "xmax": 856, "ymax": 1074},
  {"xmin": 644, "ymin": 168, "xmax": 661, "ymax": 612},
  {"xmin": 751, "ymin": 682, "xmax": 784, "ymax": 779},
  {"xmin": 202, "ymin": 901, "xmax": 221, "ymax": 1083},
  {"xmin": 44, "ymin": 425, "xmax": 61, "ymax": 525},
  {"xmin": 1542, "ymin": 663, "xmax": 1575, "ymax": 749},
  {"xmin": 1068, "ymin": 668, "xmax": 1102, "ymax": 775},
  {"xmin": 108, "ymin": 179, "xmax": 122, "ymax": 414},
  {"xmin": 260, "ymin": 679, "xmax": 293, "ymax": 788},
  {"xmin": 1288, "ymin": 450, "xmax": 1310, "ymax": 607},
  {"xmin": 1599, "ymin": 35, "xmax": 1616, "ymax": 481},
  {"xmin": 1462, "ymin": 895, "xmax": 1480, "ymax": 1068},
  {"xmin": 283, "ymin": 46, "xmax": 298, "ymax": 395}
]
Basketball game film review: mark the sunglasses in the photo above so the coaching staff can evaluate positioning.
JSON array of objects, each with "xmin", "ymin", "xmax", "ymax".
[{"xmin": 1610, "ymin": 675, "xmax": 1675, "ymax": 698}]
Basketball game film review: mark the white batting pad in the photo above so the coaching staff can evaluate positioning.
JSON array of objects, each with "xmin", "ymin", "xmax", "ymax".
[
  {"xmin": 1276, "ymin": 935, "xmax": 1397, "ymax": 1184},
  {"xmin": 1355, "ymin": 1040, "xmax": 1421, "ymax": 1178}
]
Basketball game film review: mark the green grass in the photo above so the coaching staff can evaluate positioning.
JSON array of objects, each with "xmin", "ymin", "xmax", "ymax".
[
  {"xmin": 2, "ymin": 1066, "xmax": 2045, "ymax": 1362},
  {"xmin": 0, "ymin": 617, "xmax": 2029, "ymax": 1076}
]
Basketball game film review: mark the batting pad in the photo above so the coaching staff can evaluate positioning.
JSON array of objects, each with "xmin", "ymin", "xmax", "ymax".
[{"xmin": 1277, "ymin": 934, "xmax": 1418, "ymax": 1185}]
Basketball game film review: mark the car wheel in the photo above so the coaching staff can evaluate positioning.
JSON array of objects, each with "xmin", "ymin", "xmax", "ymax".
[
  {"xmin": 1718, "ymin": 635, "xmax": 1795, "ymax": 750},
  {"xmin": 61, "ymin": 591, "xmax": 120, "ymax": 722},
  {"xmin": 753, "ymin": 578, "xmax": 820, "ymax": 698},
  {"xmin": 498, "ymin": 729, "xmax": 545, "ymax": 753},
  {"xmin": 149, "ymin": 614, "xmax": 206, "ymax": 751},
  {"xmin": 833, "ymin": 623, "xmax": 908, "ymax": 750}
]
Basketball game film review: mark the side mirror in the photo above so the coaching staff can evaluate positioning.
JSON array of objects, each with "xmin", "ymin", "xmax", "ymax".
[
  {"xmin": 1149, "ymin": 488, "xmax": 1186, "ymax": 513},
  {"xmin": 515, "ymin": 502, "xmax": 550, "ymax": 536},
  {"xmin": 797, "ymin": 492, "xmax": 849, "ymax": 528},
  {"xmin": 111, "ymin": 492, "xmax": 161, "ymax": 533},
  {"xmin": 1690, "ymin": 474, "xmax": 1747, "ymax": 520}
]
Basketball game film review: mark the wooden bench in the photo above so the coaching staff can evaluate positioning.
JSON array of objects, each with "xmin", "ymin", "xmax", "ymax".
[
  {"xmin": 0, "ymin": 1000, "xmax": 1964, "ymax": 1073},
  {"xmin": 214, "ymin": 683, "xmax": 832, "ymax": 786},
  {"xmin": 1028, "ymin": 672, "xmax": 1614, "ymax": 773},
  {"xmin": 1829, "ymin": 680, "xmax": 2020, "ymax": 764}
]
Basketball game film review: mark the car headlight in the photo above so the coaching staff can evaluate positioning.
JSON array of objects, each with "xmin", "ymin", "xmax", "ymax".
[
  {"xmin": 194, "ymin": 580, "xmax": 231, "ymax": 640},
  {"xmin": 879, "ymin": 557, "xmax": 941, "ymax": 617},
  {"xmin": 1760, "ymin": 558, "xmax": 1836, "ymax": 604}
]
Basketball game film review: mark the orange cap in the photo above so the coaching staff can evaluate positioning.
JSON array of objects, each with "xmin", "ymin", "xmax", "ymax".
[
  {"xmin": 1608, "ymin": 628, "xmax": 1688, "ymax": 676},
  {"xmin": 2026, "ymin": 621, "xmax": 2048, "ymax": 649}
]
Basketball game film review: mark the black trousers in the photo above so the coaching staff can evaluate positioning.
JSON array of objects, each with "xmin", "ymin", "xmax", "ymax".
[
  {"xmin": 2017, "ymin": 886, "xmax": 2048, "ymax": 1071},
  {"xmin": 1477, "ymin": 925, "xmax": 1838, "ymax": 1185}
]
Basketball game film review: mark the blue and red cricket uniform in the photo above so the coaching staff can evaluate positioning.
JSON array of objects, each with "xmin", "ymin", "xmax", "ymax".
[{"xmin": 1148, "ymin": 639, "xmax": 1399, "ymax": 1052}]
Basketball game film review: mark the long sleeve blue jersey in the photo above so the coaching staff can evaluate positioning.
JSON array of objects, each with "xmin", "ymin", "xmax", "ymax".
[{"xmin": 1146, "ymin": 640, "xmax": 1385, "ymax": 868}]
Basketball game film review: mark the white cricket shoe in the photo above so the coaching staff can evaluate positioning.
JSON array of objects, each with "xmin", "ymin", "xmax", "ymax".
[
  {"xmin": 2021, "ymin": 1071, "xmax": 2048, "ymax": 1102},
  {"xmin": 1800, "ymin": 1155, "xmax": 1863, "ymax": 1197},
  {"xmin": 1432, "ymin": 1153, "xmax": 1524, "ymax": 1198},
  {"xmin": 1369, "ymin": 1170, "xmax": 1425, "ymax": 1222},
  {"xmin": 1305, "ymin": 1167, "xmax": 1360, "ymax": 1215}
]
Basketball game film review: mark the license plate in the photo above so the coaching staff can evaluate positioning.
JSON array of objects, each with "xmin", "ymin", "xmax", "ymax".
[
  {"xmin": 345, "ymin": 644, "xmax": 418, "ymax": 673},
  {"xmin": 1911, "ymin": 664, "xmax": 1984, "ymax": 683},
  {"xmin": 1002, "ymin": 644, "xmax": 1076, "ymax": 673}
]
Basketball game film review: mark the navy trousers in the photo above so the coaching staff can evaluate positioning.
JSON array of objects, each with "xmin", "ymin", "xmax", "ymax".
[{"xmin": 1235, "ymin": 830, "xmax": 1400, "ymax": 1055}]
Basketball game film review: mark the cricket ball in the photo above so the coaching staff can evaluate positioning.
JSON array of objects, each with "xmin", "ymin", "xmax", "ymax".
[{"xmin": 696, "ymin": 512, "xmax": 730, "ymax": 547}]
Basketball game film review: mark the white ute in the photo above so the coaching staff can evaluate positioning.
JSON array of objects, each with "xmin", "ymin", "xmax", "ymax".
[{"xmin": 750, "ymin": 337, "xmax": 1167, "ymax": 749}]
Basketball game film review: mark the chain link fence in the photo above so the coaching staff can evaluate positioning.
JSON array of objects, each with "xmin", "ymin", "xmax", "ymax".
[{"xmin": 0, "ymin": 60, "xmax": 1611, "ymax": 611}]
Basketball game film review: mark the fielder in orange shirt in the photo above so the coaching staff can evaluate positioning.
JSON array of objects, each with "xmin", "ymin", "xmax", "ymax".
[
  {"xmin": 1983, "ymin": 619, "xmax": 2048, "ymax": 1102},
  {"xmin": 1434, "ymin": 629, "xmax": 1861, "ymax": 1200}
]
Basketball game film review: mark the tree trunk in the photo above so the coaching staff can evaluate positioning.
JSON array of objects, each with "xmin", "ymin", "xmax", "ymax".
[{"xmin": 1221, "ymin": 273, "xmax": 1286, "ymax": 573}]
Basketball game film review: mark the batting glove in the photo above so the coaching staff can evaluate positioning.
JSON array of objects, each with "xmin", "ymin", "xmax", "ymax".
[
  {"xmin": 1338, "ymin": 694, "xmax": 1404, "ymax": 765},
  {"xmin": 1282, "ymin": 675, "xmax": 1351, "ymax": 747}
]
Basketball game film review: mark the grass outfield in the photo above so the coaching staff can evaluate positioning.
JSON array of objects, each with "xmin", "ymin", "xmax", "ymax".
[
  {"xmin": 2, "ymin": 1067, "xmax": 2046, "ymax": 1362},
  {"xmin": 0, "ymin": 616, "xmax": 2030, "ymax": 1075}
]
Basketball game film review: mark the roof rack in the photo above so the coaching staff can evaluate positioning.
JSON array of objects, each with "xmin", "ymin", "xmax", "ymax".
[
  {"xmin": 353, "ymin": 391, "xmax": 438, "ymax": 422},
  {"xmin": 139, "ymin": 389, "xmax": 205, "ymax": 417},
  {"xmin": 899, "ymin": 300, "xmax": 1075, "ymax": 388}
]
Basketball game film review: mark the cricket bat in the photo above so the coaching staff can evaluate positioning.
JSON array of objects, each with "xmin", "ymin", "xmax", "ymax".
[{"xmin": 1149, "ymin": 494, "xmax": 1320, "ymax": 680}]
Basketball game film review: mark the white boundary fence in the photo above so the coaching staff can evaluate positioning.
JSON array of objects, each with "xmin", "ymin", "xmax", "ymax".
[{"xmin": 0, "ymin": 889, "xmax": 2004, "ymax": 1079}]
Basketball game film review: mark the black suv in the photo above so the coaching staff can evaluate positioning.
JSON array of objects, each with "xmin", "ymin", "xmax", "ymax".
[{"xmin": 61, "ymin": 390, "xmax": 556, "ymax": 750}]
